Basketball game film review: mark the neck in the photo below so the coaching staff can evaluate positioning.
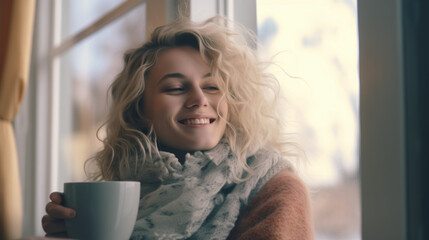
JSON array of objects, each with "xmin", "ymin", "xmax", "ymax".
[{"xmin": 158, "ymin": 145, "xmax": 190, "ymax": 165}]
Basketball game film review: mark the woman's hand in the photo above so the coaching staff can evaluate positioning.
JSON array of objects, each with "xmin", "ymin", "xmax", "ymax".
[{"xmin": 41, "ymin": 192, "xmax": 76, "ymax": 238}]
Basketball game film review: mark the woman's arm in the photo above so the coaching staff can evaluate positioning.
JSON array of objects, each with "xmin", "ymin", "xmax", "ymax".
[{"xmin": 228, "ymin": 170, "xmax": 314, "ymax": 240}]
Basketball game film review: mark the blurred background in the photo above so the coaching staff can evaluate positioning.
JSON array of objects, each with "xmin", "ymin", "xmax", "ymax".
[{"xmin": 257, "ymin": 1, "xmax": 360, "ymax": 239}]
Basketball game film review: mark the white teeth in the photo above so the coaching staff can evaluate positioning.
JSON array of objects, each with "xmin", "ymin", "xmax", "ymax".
[{"xmin": 183, "ymin": 118, "xmax": 210, "ymax": 125}]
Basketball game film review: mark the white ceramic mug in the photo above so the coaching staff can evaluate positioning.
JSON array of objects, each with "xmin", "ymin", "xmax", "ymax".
[{"xmin": 63, "ymin": 181, "xmax": 140, "ymax": 240}]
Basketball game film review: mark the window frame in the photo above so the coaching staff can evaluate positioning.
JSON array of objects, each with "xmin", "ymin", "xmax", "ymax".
[
  {"xmin": 358, "ymin": 0, "xmax": 407, "ymax": 239},
  {"xmin": 17, "ymin": 0, "xmax": 147, "ymax": 236}
]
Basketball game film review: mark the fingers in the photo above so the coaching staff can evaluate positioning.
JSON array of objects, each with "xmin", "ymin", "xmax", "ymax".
[
  {"xmin": 43, "ymin": 192, "xmax": 75, "ymax": 237},
  {"xmin": 45, "ymin": 201, "xmax": 76, "ymax": 219},
  {"xmin": 46, "ymin": 192, "xmax": 76, "ymax": 219},
  {"xmin": 42, "ymin": 214, "xmax": 67, "ymax": 235},
  {"xmin": 49, "ymin": 192, "xmax": 64, "ymax": 204}
]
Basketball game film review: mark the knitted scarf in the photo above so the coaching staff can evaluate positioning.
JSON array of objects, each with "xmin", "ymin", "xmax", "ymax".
[{"xmin": 130, "ymin": 140, "xmax": 289, "ymax": 240}]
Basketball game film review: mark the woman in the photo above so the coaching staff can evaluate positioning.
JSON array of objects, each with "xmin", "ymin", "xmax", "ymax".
[{"xmin": 42, "ymin": 17, "xmax": 314, "ymax": 239}]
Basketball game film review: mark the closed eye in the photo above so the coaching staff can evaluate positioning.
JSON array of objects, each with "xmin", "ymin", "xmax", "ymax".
[
  {"xmin": 163, "ymin": 88, "xmax": 185, "ymax": 94},
  {"xmin": 204, "ymin": 86, "xmax": 219, "ymax": 92}
]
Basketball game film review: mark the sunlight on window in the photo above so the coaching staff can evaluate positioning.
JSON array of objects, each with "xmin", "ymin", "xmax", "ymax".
[
  {"xmin": 257, "ymin": 0, "xmax": 360, "ymax": 239},
  {"xmin": 60, "ymin": 0, "xmax": 127, "ymax": 40},
  {"xmin": 57, "ymin": 0, "xmax": 146, "ymax": 184}
]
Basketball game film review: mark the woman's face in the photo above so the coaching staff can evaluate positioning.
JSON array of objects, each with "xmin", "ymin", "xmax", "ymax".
[{"xmin": 143, "ymin": 46, "xmax": 228, "ymax": 152}]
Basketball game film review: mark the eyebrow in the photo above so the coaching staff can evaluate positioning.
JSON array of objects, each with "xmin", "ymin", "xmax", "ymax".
[{"xmin": 157, "ymin": 72, "xmax": 212, "ymax": 84}]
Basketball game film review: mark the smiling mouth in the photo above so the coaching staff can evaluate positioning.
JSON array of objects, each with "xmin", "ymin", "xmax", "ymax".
[{"xmin": 179, "ymin": 118, "xmax": 216, "ymax": 125}]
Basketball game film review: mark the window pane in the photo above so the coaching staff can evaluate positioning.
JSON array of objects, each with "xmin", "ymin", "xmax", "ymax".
[
  {"xmin": 257, "ymin": 0, "xmax": 360, "ymax": 239},
  {"xmin": 57, "ymin": 2, "xmax": 146, "ymax": 185},
  {"xmin": 60, "ymin": 0, "xmax": 127, "ymax": 40}
]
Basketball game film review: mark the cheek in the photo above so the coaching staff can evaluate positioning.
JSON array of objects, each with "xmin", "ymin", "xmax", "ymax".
[
  {"xmin": 218, "ymin": 98, "xmax": 228, "ymax": 119},
  {"xmin": 151, "ymin": 98, "xmax": 180, "ymax": 123}
]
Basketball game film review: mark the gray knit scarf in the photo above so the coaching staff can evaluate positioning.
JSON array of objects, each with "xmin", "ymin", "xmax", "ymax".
[{"xmin": 130, "ymin": 140, "xmax": 289, "ymax": 240}]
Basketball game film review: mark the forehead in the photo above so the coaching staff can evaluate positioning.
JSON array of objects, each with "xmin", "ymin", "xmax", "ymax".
[{"xmin": 149, "ymin": 46, "xmax": 210, "ymax": 78}]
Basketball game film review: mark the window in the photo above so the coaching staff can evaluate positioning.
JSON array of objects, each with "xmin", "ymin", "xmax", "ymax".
[
  {"xmin": 56, "ymin": 0, "xmax": 146, "ymax": 184},
  {"xmin": 257, "ymin": 0, "xmax": 360, "ymax": 239},
  {"xmin": 16, "ymin": 0, "xmax": 146, "ymax": 236}
]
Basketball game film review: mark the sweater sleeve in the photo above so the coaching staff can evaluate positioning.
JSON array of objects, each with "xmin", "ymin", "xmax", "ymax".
[{"xmin": 227, "ymin": 170, "xmax": 314, "ymax": 240}]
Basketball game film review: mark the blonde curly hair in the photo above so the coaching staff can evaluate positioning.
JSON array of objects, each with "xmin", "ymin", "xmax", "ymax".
[{"xmin": 87, "ymin": 17, "xmax": 294, "ymax": 181}]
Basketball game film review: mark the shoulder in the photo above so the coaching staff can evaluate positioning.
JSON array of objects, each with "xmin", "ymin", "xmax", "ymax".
[
  {"xmin": 248, "ymin": 170, "xmax": 311, "ymax": 218},
  {"xmin": 259, "ymin": 170, "xmax": 308, "ymax": 199},
  {"xmin": 228, "ymin": 169, "xmax": 314, "ymax": 240}
]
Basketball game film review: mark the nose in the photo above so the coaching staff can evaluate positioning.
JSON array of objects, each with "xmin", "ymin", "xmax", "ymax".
[{"xmin": 185, "ymin": 87, "xmax": 208, "ymax": 108}]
